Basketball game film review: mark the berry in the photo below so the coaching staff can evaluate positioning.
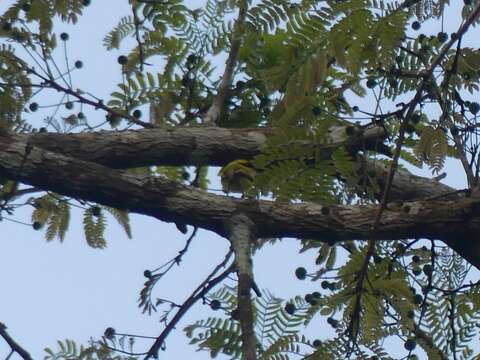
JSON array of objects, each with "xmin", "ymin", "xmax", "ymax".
[
  {"xmin": 366, "ymin": 78, "xmax": 377, "ymax": 89},
  {"xmin": 437, "ymin": 32, "xmax": 448, "ymax": 43},
  {"xmin": 469, "ymin": 102, "xmax": 480, "ymax": 114},
  {"xmin": 284, "ymin": 303, "xmax": 296, "ymax": 315},
  {"xmin": 29, "ymin": 102, "xmax": 38, "ymax": 112},
  {"xmin": 413, "ymin": 267, "xmax": 421, "ymax": 276},
  {"xmin": 295, "ymin": 267, "xmax": 307, "ymax": 280},
  {"xmin": 327, "ymin": 317, "xmax": 338, "ymax": 328},
  {"xmin": 305, "ymin": 293, "xmax": 313, "ymax": 303},
  {"xmin": 60, "ymin": 32, "xmax": 69, "ymax": 41},
  {"xmin": 412, "ymin": 255, "xmax": 420, "ymax": 263},
  {"xmin": 117, "ymin": 55, "xmax": 128, "ymax": 65},
  {"xmin": 2, "ymin": 22, "xmax": 12, "ymax": 32},
  {"xmin": 313, "ymin": 339, "xmax": 322, "ymax": 348},
  {"xmin": 78, "ymin": 112, "xmax": 85, "ymax": 119},
  {"xmin": 143, "ymin": 270, "xmax": 152, "ymax": 278},
  {"xmin": 133, "ymin": 109, "xmax": 142, "ymax": 119},
  {"xmin": 352, "ymin": 105, "xmax": 359, "ymax": 112},
  {"xmin": 39, "ymin": 127, "xmax": 47, "ymax": 133},
  {"xmin": 74, "ymin": 60, "xmax": 83, "ymax": 69},
  {"xmin": 312, "ymin": 106, "xmax": 321, "ymax": 116},
  {"xmin": 91, "ymin": 206, "xmax": 101, "ymax": 217},
  {"xmin": 186, "ymin": 54, "xmax": 197, "ymax": 64},
  {"xmin": 411, "ymin": 21, "xmax": 421, "ymax": 31},
  {"xmin": 235, "ymin": 80, "xmax": 246, "ymax": 89},
  {"xmin": 423, "ymin": 264, "xmax": 432, "ymax": 276},
  {"xmin": 407, "ymin": 309, "xmax": 415, "ymax": 319},
  {"xmin": 404, "ymin": 338, "xmax": 416, "ymax": 351},
  {"xmin": 83, "ymin": 0, "xmax": 91, "ymax": 5},
  {"xmin": 32, "ymin": 221, "xmax": 42, "ymax": 230},
  {"xmin": 104, "ymin": 327, "xmax": 116, "ymax": 339},
  {"xmin": 312, "ymin": 291, "xmax": 321, "ymax": 299},
  {"xmin": 210, "ymin": 299, "xmax": 221, "ymax": 310},
  {"xmin": 413, "ymin": 294, "xmax": 423, "ymax": 305},
  {"xmin": 321, "ymin": 280, "xmax": 330, "ymax": 289},
  {"xmin": 464, "ymin": 0, "xmax": 472, "ymax": 4},
  {"xmin": 65, "ymin": 101, "xmax": 74, "ymax": 110}
]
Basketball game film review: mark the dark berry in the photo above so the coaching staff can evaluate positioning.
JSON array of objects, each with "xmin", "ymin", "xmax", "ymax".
[
  {"xmin": 39, "ymin": 127, "xmax": 47, "ymax": 133},
  {"xmin": 210, "ymin": 299, "xmax": 221, "ymax": 310},
  {"xmin": 2, "ymin": 22, "xmax": 12, "ymax": 32},
  {"xmin": 411, "ymin": 21, "xmax": 421, "ymax": 31},
  {"xmin": 65, "ymin": 101, "xmax": 74, "ymax": 110},
  {"xmin": 60, "ymin": 32, "xmax": 69, "ymax": 41},
  {"xmin": 305, "ymin": 293, "xmax": 313, "ymax": 303},
  {"xmin": 437, "ymin": 32, "xmax": 448, "ymax": 43},
  {"xmin": 413, "ymin": 267, "xmax": 421, "ymax": 276},
  {"xmin": 186, "ymin": 54, "xmax": 197, "ymax": 64},
  {"xmin": 464, "ymin": 0, "xmax": 472, "ymax": 5},
  {"xmin": 407, "ymin": 309, "xmax": 415, "ymax": 319},
  {"xmin": 352, "ymin": 105, "xmax": 359, "ymax": 112},
  {"xmin": 295, "ymin": 267, "xmax": 307, "ymax": 280},
  {"xmin": 29, "ymin": 102, "xmax": 38, "ymax": 112},
  {"xmin": 32, "ymin": 221, "xmax": 42, "ymax": 230},
  {"xmin": 412, "ymin": 255, "xmax": 420, "ymax": 263},
  {"xmin": 284, "ymin": 303, "xmax": 296, "ymax": 315},
  {"xmin": 117, "ymin": 55, "xmax": 128, "ymax": 65},
  {"xmin": 91, "ymin": 206, "xmax": 101, "ymax": 217},
  {"xmin": 321, "ymin": 280, "xmax": 330, "ymax": 289},
  {"xmin": 83, "ymin": 0, "xmax": 91, "ymax": 5},
  {"xmin": 469, "ymin": 102, "xmax": 480, "ymax": 114},
  {"xmin": 74, "ymin": 60, "xmax": 83, "ymax": 69},
  {"xmin": 313, "ymin": 339, "xmax": 322, "ymax": 347},
  {"xmin": 312, "ymin": 106, "xmax": 321, "ymax": 116},
  {"xmin": 104, "ymin": 327, "xmax": 116, "ymax": 339},
  {"xmin": 312, "ymin": 291, "xmax": 321, "ymax": 299},
  {"xmin": 143, "ymin": 270, "xmax": 152, "ymax": 278},
  {"xmin": 133, "ymin": 109, "xmax": 142, "ymax": 118},
  {"xmin": 78, "ymin": 112, "xmax": 85, "ymax": 119},
  {"xmin": 327, "ymin": 317, "xmax": 338, "ymax": 328},
  {"xmin": 413, "ymin": 294, "xmax": 423, "ymax": 305},
  {"xmin": 423, "ymin": 264, "xmax": 432, "ymax": 276},
  {"xmin": 235, "ymin": 80, "xmax": 246, "ymax": 89},
  {"xmin": 366, "ymin": 78, "xmax": 377, "ymax": 89},
  {"xmin": 404, "ymin": 338, "xmax": 416, "ymax": 351}
]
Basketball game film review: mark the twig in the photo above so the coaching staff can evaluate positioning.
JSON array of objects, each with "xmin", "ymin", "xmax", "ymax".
[
  {"xmin": 203, "ymin": 0, "xmax": 248, "ymax": 125},
  {"xmin": 145, "ymin": 251, "xmax": 234, "ymax": 359},
  {"xmin": 0, "ymin": 323, "xmax": 33, "ymax": 360}
]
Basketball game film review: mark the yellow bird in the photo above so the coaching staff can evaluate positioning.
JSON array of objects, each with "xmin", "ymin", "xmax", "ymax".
[{"xmin": 218, "ymin": 160, "xmax": 256, "ymax": 194}]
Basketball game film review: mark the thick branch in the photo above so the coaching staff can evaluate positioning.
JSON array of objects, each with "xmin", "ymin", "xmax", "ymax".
[
  {"xmin": 227, "ymin": 213, "xmax": 257, "ymax": 360},
  {"xmin": 0, "ymin": 134, "xmax": 479, "ymax": 268},
  {"xmin": 17, "ymin": 124, "xmax": 453, "ymax": 201}
]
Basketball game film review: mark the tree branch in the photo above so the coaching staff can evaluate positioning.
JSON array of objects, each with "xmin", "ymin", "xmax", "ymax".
[
  {"xmin": 0, "ymin": 134, "xmax": 479, "ymax": 269},
  {"xmin": 227, "ymin": 213, "xmax": 258, "ymax": 360},
  {"xmin": 0, "ymin": 323, "xmax": 33, "ymax": 360}
]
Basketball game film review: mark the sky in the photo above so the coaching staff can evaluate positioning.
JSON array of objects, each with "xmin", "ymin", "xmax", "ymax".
[{"xmin": 0, "ymin": 1, "xmax": 475, "ymax": 359}]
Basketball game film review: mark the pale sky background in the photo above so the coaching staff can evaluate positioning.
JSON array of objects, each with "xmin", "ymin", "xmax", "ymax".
[{"xmin": 0, "ymin": 1, "xmax": 474, "ymax": 359}]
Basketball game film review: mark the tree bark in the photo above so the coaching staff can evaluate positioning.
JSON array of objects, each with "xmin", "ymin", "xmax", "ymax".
[
  {"xmin": 17, "ymin": 126, "xmax": 456, "ymax": 201},
  {"xmin": 0, "ymin": 134, "xmax": 479, "ymax": 268}
]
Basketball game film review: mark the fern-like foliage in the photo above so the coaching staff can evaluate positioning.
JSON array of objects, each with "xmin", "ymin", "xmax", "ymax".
[
  {"xmin": 44, "ymin": 338, "xmax": 137, "ymax": 360},
  {"xmin": 31, "ymin": 194, "xmax": 71, "ymax": 242},
  {"xmin": 83, "ymin": 206, "xmax": 106, "ymax": 249}
]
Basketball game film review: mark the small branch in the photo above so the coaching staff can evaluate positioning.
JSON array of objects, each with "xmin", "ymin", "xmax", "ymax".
[
  {"xmin": 0, "ymin": 323, "xmax": 33, "ymax": 360},
  {"xmin": 203, "ymin": 0, "xmax": 248, "ymax": 125},
  {"xmin": 145, "ymin": 251, "xmax": 234, "ymax": 359},
  {"xmin": 227, "ymin": 213, "xmax": 258, "ymax": 360},
  {"xmin": 26, "ymin": 67, "xmax": 154, "ymax": 129}
]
